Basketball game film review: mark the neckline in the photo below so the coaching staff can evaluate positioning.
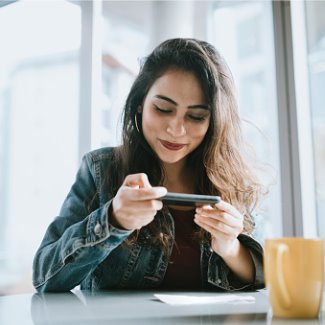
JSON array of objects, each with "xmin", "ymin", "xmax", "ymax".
[{"xmin": 168, "ymin": 207, "xmax": 196, "ymax": 218}]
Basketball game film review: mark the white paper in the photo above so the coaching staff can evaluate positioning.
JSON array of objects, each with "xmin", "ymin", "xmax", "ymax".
[{"xmin": 154, "ymin": 294, "xmax": 255, "ymax": 306}]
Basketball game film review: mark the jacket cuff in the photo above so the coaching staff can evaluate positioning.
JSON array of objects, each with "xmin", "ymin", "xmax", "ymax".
[
  {"xmin": 207, "ymin": 234, "xmax": 265, "ymax": 291},
  {"xmin": 86, "ymin": 200, "xmax": 132, "ymax": 246}
]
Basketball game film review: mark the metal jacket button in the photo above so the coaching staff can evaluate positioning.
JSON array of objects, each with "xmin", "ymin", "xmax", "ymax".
[{"xmin": 94, "ymin": 222, "xmax": 102, "ymax": 236}]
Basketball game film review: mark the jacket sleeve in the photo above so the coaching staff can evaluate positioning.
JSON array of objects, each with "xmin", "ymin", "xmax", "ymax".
[
  {"xmin": 207, "ymin": 234, "xmax": 265, "ymax": 291},
  {"xmin": 32, "ymin": 153, "xmax": 132, "ymax": 292}
]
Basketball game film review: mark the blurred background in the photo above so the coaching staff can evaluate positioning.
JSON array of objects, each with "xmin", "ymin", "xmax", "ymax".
[{"xmin": 0, "ymin": 0, "xmax": 324, "ymax": 295}]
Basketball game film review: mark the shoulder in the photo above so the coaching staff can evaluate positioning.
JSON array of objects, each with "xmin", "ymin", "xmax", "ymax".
[
  {"xmin": 81, "ymin": 147, "xmax": 117, "ymax": 175},
  {"xmin": 85, "ymin": 147, "xmax": 116, "ymax": 163}
]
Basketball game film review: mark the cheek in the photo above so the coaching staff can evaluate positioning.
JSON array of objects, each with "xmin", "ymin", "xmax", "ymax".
[
  {"xmin": 142, "ymin": 112, "xmax": 164, "ymax": 138},
  {"xmin": 190, "ymin": 123, "xmax": 209, "ymax": 140}
]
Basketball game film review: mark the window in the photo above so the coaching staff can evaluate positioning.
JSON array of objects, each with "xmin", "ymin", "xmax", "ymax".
[
  {"xmin": 0, "ymin": 0, "xmax": 80, "ymax": 294},
  {"xmin": 93, "ymin": 1, "xmax": 149, "ymax": 148},
  {"xmin": 211, "ymin": 0, "xmax": 281, "ymax": 242},
  {"xmin": 1, "ymin": 0, "xmax": 323, "ymax": 295},
  {"xmin": 305, "ymin": 1, "xmax": 325, "ymax": 238},
  {"xmin": 93, "ymin": 1, "xmax": 204, "ymax": 148}
]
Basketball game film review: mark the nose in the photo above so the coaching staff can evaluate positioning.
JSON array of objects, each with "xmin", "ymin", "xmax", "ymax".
[{"xmin": 166, "ymin": 118, "xmax": 186, "ymax": 137}]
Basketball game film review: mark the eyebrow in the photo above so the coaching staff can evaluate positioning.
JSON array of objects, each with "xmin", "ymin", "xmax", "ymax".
[{"xmin": 154, "ymin": 95, "xmax": 209, "ymax": 110}]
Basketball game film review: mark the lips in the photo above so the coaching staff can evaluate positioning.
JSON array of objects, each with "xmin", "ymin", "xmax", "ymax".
[{"xmin": 160, "ymin": 140, "xmax": 186, "ymax": 151}]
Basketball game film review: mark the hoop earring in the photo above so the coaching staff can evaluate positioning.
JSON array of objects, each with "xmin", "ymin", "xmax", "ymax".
[{"xmin": 134, "ymin": 113, "xmax": 140, "ymax": 133}]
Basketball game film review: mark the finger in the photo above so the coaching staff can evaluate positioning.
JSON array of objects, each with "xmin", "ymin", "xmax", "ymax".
[
  {"xmin": 132, "ymin": 187, "xmax": 167, "ymax": 201},
  {"xmin": 120, "ymin": 198, "xmax": 164, "ymax": 211},
  {"xmin": 195, "ymin": 209, "xmax": 241, "ymax": 228},
  {"xmin": 201, "ymin": 201, "xmax": 243, "ymax": 220},
  {"xmin": 194, "ymin": 217, "xmax": 228, "ymax": 237},
  {"xmin": 121, "ymin": 186, "xmax": 167, "ymax": 201},
  {"xmin": 195, "ymin": 214, "xmax": 238, "ymax": 236},
  {"xmin": 123, "ymin": 173, "xmax": 152, "ymax": 188},
  {"xmin": 214, "ymin": 201, "xmax": 243, "ymax": 219}
]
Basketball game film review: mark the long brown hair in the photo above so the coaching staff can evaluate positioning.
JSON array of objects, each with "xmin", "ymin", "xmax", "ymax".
[{"xmin": 107, "ymin": 38, "xmax": 265, "ymax": 246}]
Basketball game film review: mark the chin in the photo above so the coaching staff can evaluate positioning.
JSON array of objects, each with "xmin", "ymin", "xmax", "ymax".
[{"xmin": 158, "ymin": 153, "xmax": 187, "ymax": 164}]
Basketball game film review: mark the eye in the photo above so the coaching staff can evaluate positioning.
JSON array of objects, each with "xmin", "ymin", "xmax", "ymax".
[
  {"xmin": 188, "ymin": 115, "xmax": 208, "ymax": 122},
  {"xmin": 154, "ymin": 105, "xmax": 172, "ymax": 113}
]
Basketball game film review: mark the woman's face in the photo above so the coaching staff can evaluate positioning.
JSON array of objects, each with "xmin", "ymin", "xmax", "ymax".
[{"xmin": 141, "ymin": 68, "xmax": 210, "ymax": 166}]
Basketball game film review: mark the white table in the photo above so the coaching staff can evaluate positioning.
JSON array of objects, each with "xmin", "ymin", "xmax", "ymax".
[{"xmin": 0, "ymin": 290, "xmax": 324, "ymax": 324}]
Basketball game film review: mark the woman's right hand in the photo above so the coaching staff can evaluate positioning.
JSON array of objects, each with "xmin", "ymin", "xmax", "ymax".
[{"xmin": 111, "ymin": 173, "xmax": 167, "ymax": 231}]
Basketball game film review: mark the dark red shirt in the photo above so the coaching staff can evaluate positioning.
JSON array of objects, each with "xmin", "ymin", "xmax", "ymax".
[{"xmin": 160, "ymin": 207, "xmax": 202, "ymax": 290}]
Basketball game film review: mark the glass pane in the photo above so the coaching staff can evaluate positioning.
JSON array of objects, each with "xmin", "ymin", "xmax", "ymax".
[
  {"xmin": 0, "ymin": 0, "xmax": 81, "ymax": 294},
  {"xmin": 94, "ymin": 1, "xmax": 282, "ymax": 243},
  {"xmin": 94, "ymin": 1, "xmax": 150, "ymax": 148},
  {"xmin": 305, "ymin": 1, "xmax": 325, "ymax": 239},
  {"xmin": 211, "ymin": 1, "xmax": 282, "ymax": 242},
  {"xmin": 94, "ymin": 1, "xmax": 210, "ymax": 148}
]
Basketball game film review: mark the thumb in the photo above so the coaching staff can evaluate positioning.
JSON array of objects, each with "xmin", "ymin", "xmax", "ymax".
[{"xmin": 123, "ymin": 173, "xmax": 152, "ymax": 189}]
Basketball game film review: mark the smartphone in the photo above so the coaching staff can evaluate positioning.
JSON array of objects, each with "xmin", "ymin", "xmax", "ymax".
[{"xmin": 160, "ymin": 192, "xmax": 221, "ymax": 207}]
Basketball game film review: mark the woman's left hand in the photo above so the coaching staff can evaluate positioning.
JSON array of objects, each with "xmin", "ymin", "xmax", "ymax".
[{"xmin": 194, "ymin": 200, "xmax": 244, "ymax": 258}]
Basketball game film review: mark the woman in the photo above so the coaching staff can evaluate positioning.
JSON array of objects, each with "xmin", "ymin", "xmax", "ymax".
[{"xmin": 33, "ymin": 38, "xmax": 265, "ymax": 292}]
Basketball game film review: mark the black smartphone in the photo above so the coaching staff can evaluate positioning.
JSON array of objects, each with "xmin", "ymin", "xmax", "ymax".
[{"xmin": 160, "ymin": 192, "xmax": 221, "ymax": 207}]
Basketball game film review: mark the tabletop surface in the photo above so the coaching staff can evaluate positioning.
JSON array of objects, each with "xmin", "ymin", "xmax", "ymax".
[{"xmin": 0, "ymin": 289, "xmax": 324, "ymax": 325}]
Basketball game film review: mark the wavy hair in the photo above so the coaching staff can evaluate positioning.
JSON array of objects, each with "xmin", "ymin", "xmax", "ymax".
[{"xmin": 108, "ymin": 38, "xmax": 265, "ymax": 246}]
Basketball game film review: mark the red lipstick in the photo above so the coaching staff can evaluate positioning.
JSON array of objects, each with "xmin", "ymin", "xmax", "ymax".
[{"xmin": 160, "ymin": 140, "xmax": 186, "ymax": 151}]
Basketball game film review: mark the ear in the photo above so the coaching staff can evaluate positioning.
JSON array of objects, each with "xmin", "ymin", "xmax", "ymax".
[{"xmin": 137, "ymin": 106, "xmax": 142, "ymax": 113}]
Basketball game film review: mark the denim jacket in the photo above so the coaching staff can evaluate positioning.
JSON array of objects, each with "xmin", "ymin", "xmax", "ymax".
[{"xmin": 32, "ymin": 147, "xmax": 265, "ymax": 292}]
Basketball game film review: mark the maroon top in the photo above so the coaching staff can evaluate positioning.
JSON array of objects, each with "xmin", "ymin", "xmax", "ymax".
[{"xmin": 160, "ymin": 207, "xmax": 202, "ymax": 290}]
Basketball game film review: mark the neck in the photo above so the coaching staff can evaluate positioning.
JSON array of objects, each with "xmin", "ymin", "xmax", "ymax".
[{"xmin": 162, "ymin": 160, "xmax": 195, "ymax": 193}]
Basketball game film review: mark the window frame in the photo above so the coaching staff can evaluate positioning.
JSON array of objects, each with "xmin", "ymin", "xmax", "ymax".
[
  {"xmin": 0, "ymin": 0, "xmax": 319, "ymax": 240},
  {"xmin": 272, "ymin": 0, "xmax": 317, "ymax": 237},
  {"xmin": 78, "ymin": 0, "xmax": 103, "ymax": 159}
]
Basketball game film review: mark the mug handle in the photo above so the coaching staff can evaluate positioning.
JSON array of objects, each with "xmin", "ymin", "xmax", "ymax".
[{"xmin": 275, "ymin": 243, "xmax": 291, "ymax": 308}]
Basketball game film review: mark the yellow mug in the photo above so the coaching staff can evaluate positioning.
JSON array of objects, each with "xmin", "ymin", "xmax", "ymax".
[{"xmin": 264, "ymin": 238, "xmax": 324, "ymax": 318}]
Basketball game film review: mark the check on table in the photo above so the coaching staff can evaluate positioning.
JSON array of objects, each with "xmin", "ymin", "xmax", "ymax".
[{"xmin": 0, "ymin": 290, "xmax": 324, "ymax": 324}]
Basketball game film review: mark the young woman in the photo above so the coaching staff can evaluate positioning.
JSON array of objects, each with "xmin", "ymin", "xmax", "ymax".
[{"xmin": 33, "ymin": 38, "xmax": 265, "ymax": 292}]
